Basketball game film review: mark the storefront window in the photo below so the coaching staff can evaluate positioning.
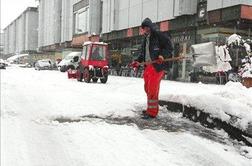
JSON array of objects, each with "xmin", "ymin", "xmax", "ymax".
[{"xmin": 74, "ymin": 7, "xmax": 89, "ymax": 34}]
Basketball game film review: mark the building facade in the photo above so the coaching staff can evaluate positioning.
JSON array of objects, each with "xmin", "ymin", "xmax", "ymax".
[
  {"xmin": 38, "ymin": 0, "xmax": 101, "ymax": 52},
  {"xmin": 71, "ymin": 0, "xmax": 102, "ymax": 47},
  {"xmin": 99, "ymin": 0, "xmax": 252, "ymax": 81},
  {"xmin": 101, "ymin": 0, "xmax": 252, "ymax": 47},
  {"xmin": 38, "ymin": 0, "xmax": 63, "ymax": 51},
  {"xmin": 36, "ymin": 0, "xmax": 252, "ymax": 80},
  {"xmin": 207, "ymin": 0, "xmax": 252, "ymax": 11},
  {"xmin": 2, "ymin": 0, "xmax": 251, "ymax": 80},
  {"xmin": 0, "ymin": 33, "xmax": 4, "ymax": 58},
  {"xmin": 101, "ymin": 0, "xmax": 197, "ymax": 34},
  {"xmin": 3, "ymin": 7, "xmax": 38, "ymax": 56}
]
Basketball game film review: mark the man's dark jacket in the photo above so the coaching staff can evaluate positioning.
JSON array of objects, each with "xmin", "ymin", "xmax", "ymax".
[{"xmin": 137, "ymin": 18, "xmax": 174, "ymax": 72}]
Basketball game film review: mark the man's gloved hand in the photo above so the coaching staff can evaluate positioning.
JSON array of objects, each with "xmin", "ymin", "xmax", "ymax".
[
  {"xmin": 130, "ymin": 61, "xmax": 140, "ymax": 68},
  {"xmin": 156, "ymin": 55, "xmax": 164, "ymax": 64}
]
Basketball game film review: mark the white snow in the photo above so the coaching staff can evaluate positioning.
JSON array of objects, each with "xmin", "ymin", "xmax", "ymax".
[
  {"xmin": 241, "ymin": 57, "xmax": 252, "ymax": 78},
  {"xmin": 227, "ymin": 34, "xmax": 251, "ymax": 54},
  {"xmin": 83, "ymin": 41, "xmax": 108, "ymax": 46},
  {"xmin": 228, "ymin": 34, "xmax": 242, "ymax": 46},
  {"xmin": 243, "ymin": 70, "xmax": 252, "ymax": 78},
  {"xmin": 244, "ymin": 43, "xmax": 251, "ymax": 54},
  {"xmin": 160, "ymin": 81, "xmax": 252, "ymax": 130},
  {"xmin": 241, "ymin": 146, "xmax": 252, "ymax": 159},
  {"xmin": 1, "ymin": 66, "xmax": 252, "ymax": 166},
  {"xmin": 6, "ymin": 54, "xmax": 29, "ymax": 63}
]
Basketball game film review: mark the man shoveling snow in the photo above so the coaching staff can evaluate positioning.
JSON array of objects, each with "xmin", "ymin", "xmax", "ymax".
[{"xmin": 131, "ymin": 18, "xmax": 173, "ymax": 119}]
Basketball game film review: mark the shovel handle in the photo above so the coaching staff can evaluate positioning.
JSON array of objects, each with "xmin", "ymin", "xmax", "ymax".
[{"xmin": 139, "ymin": 56, "xmax": 188, "ymax": 65}]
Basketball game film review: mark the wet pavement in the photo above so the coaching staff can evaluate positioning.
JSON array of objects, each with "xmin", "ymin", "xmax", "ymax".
[{"xmin": 53, "ymin": 110, "xmax": 245, "ymax": 147}]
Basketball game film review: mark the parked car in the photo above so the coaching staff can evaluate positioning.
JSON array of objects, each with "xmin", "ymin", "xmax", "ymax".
[
  {"xmin": 19, "ymin": 63, "xmax": 33, "ymax": 68},
  {"xmin": 0, "ymin": 59, "xmax": 7, "ymax": 69},
  {"xmin": 35, "ymin": 59, "xmax": 54, "ymax": 70},
  {"xmin": 58, "ymin": 52, "xmax": 81, "ymax": 72}
]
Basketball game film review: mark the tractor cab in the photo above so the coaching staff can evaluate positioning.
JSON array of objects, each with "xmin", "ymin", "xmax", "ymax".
[{"xmin": 74, "ymin": 42, "xmax": 109, "ymax": 83}]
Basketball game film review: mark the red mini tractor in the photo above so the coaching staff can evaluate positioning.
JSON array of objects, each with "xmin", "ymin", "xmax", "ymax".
[{"xmin": 68, "ymin": 42, "xmax": 109, "ymax": 83}]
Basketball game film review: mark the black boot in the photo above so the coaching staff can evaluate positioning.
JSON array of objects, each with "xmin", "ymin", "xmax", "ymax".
[{"xmin": 141, "ymin": 111, "xmax": 155, "ymax": 119}]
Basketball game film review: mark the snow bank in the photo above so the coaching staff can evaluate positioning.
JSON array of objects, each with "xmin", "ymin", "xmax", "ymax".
[
  {"xmin": 160, "ymin": 81, "xmax": 252, "ymax": 131},
  {"xmin": 7, "ymin": 54, "xmax": 29, "ymax": 63}
]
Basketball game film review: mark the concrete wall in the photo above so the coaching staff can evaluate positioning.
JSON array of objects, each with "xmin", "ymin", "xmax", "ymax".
[
  {"xmin": 102, "ymin": 0, "xmax": 118, "ymax": 33},
  {"xmin": 174, "ymin": 0, "xmax": 198, "ymax": 16},
  {"xmin": 157, "ymin": 0, "xmax": 176, "ymax": 21},
  {"xmin": 54, "ymin": 0, "xmax": 62, "ymax": 44},
  {"xmin": 89, "ymin": 0, "xmax": 102, "ymax": 34},
  {"xmin": 38, "ymin": 0, "xmax": 44, "ymax": 47},
  {"xmin": 8, "ymin": 22, "xmax": 16, "ymax": 54},
  {"xmin": 43, "ymin": 0, "xmax": 55, "ymax": 46},
  {"xmin": 15, "ymin": 15, "xmax": 26, "ymax": 53},
  {"xmin": 38, "ymin": 0, "xmax": 62, "ymax": 47},
  {"xmin": 102, "ymin": 0, "xmax": 197, "ymax": 33},
  {"xmin": 40, "ymin": 0, "xmax": 87, "ymax": 46},
  {"xmin": 16, "ymin": 11, "xmax": 38, "ymax": 53},
  {"xmin": 61, "ymin": 0, "xmax": 80, "ymax": 43},
  {"xmin": 3, "ymin": 28, "xmax": 9, "ymax": 55},
  {"xmin": 25, "ymin": 11, "xmax": 39, "ymax": 51},
  {"xmin": 208, "ymin": 0, "xmax": 252, "ymax": 11},
  {"xmin": 0, "ymin": 33, "xmax": 4, "ymax": 55},
  {"xmin": 0, "ymin": 33, "xmax": 4, "ymax": 46},
  {"xmin": 3, "ymin": 7, "xmax": 38, "ymax": 55}
]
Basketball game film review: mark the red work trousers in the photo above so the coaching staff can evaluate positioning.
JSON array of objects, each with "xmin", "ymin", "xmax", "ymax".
[{"xmin": 143, "ymin": 65, "xmax": 164, "ymax": 117}]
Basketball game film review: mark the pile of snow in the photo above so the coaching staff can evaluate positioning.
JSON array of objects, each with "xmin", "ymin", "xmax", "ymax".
[
  {"xmin": 7, "ymin": 54, "xmax": 29, "ymax": 63},
  {"xmin": 203, "ymin": 34, "xmax": 251, "ymax": 76},
  {"xmin": 242, "ymin": 70, "xmax": 252, "ymax": 78},
  {"xmin": 83, "ymin": 41, "xmax": 108, "ymax": 46},
  {"xmin": 227, "ymin": 34, "xmax": 242, "ymax": 46},
  {"xmin": 228, "ymin": 34, "xmax": 251, "ymax": 54},
  {"xmin": 160, "ymin": 81, "xmax": 252, "ymax": 131},
  {"xmin": 240, "ymin": 57, "xmax": 252, "ymax": 78},
  {"xmin": 244, "ymin": 43, "xmax": 251, "ymax": 54}
]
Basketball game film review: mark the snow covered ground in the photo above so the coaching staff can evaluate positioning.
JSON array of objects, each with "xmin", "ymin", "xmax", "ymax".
[
  {"xmin": 160, "ymin": 81, "xmax": 252, "ymax": 131},
  {"xmin": 1, "ymin": 66, "xmax": 252, "ymax": 166}
]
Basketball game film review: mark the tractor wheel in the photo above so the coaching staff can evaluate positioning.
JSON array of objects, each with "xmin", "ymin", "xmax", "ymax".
[
  {"xmin": 83, "ymin": 68, "xmax": 91, "ymax": 83},
  {"xmin": 67, "ymin": 65, "xmax": 75, "ymax": 70},
  {"xmin": 92, "ymin": 78, "xmax": 98, "ymax": 83},
  {"xmin": 100, "ymin": 75, "xmax": 108, "ymax": 84},
  {"xmin": 60, "ymin": 65, "xmax": 67, "ymax": 72},
  {"xmin": 76, "ymin": 68, "xmax": 83, "ymax": 82}
]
